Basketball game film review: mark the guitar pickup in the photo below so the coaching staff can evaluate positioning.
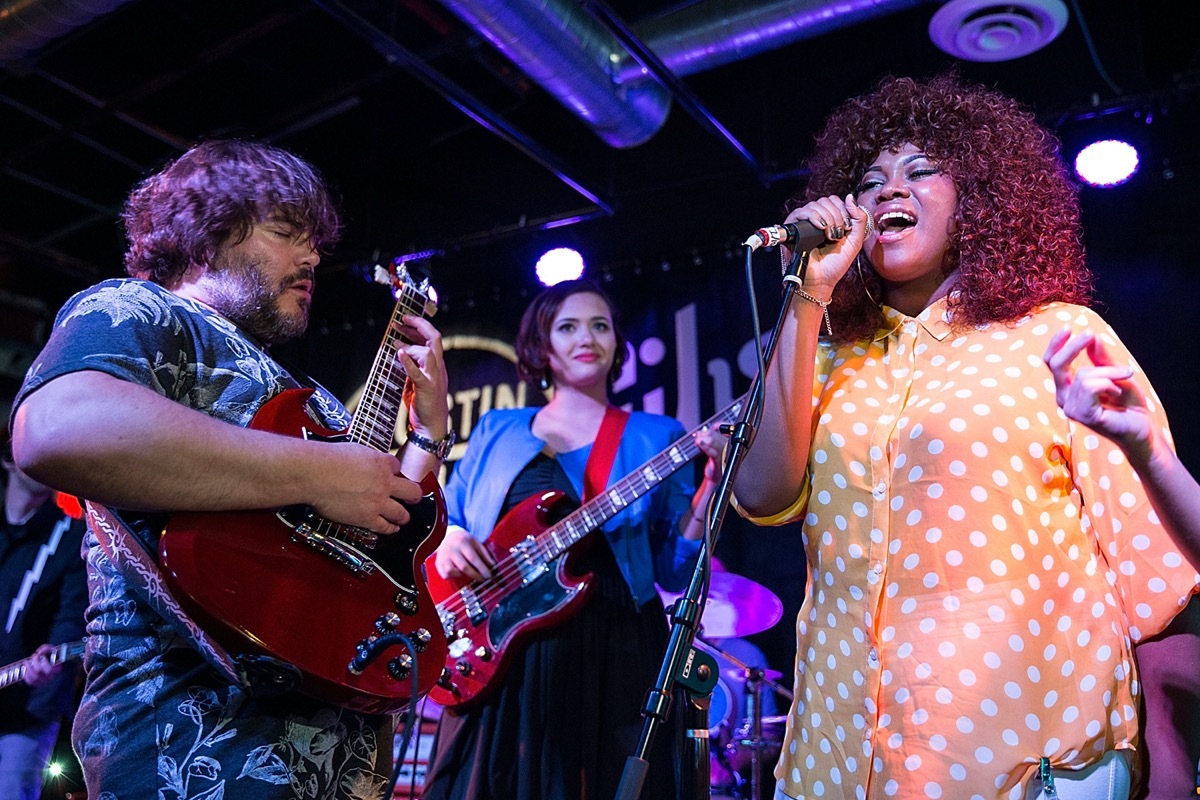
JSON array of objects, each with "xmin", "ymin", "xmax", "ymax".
[
  {"xmin": 510, "ymin": 536, "xmax": 548, "ymax": 584},
  {"xmin": 459, "ymin": 587, "xmax": 487, "ymax": 626}
]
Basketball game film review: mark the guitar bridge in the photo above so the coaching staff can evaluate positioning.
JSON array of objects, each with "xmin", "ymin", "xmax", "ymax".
[
  {"xmin": 438, "ymin": 607, "xmax": 457, "ymax": 639},
  {"xmin": 278, "ymin": 509, "xmax": 377, "ymax": 577}
]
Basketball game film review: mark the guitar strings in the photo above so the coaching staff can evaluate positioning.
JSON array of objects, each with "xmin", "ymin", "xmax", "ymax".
[
  {"xmin": 351, "ymin": 288, "xmax": 420, "ymax": 450},
  {"xmin": 325, "ymin": 285, "xmax": 425, "ymax": 545},
  {"xmin": 435, "ymin": 399, "xmax": 745, "ymax": 628}
]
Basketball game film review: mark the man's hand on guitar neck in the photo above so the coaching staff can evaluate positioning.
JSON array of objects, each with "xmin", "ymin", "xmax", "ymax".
[
  {"xmin": 23, "ymin": 643, "xmax": 62, "ymax": 687},
  {"xmin": 396, "ymin": 314, "xmax": 452, "ymax": 482}
]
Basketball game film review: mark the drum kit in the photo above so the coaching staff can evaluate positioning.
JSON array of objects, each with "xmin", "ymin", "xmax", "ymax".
[{"xmin": 657, "ymin": 571, "xmax": 791, "ymax": 800}]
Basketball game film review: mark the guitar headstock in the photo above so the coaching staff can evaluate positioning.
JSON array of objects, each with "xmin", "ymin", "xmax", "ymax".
[{"xmin": 374, "ymin": 262, "xmax": 437, "ymax": 319}]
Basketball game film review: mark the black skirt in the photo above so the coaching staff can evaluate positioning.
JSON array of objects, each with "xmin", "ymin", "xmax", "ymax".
[{"xmin": 423, "ymin": 455, "xmax": 683, "ymax": 800}]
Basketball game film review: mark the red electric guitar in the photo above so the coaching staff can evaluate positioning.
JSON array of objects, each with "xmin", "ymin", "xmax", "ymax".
[
  {"xmin": 160, "ymin": 265, "xmax": 449, "ymax": 714},
  {"xmin": 424, "ymin": 394, "xmax": 747, "ymax": 710}
]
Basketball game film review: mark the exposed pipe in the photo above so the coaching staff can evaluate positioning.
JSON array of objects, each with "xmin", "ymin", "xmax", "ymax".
[
  {"xmin": 436, "ymin": 0, "xmax": 672, "ymax": 149},
  {"xmin": 435, "ymin": 0, "xmax": 932, "ymax": 149},
  {"xmin": 0, "ymin": 0, "xmax": 137, "ymax": 65},
  {"xmin": 311, "ymin": 0, "xmax": 614, "ymax": 214},
  {"xmin": 582, "ymin": 0, "xmax": 771, "ymax": 183},
  {"xmin": 618, "ymin": 0, "xmax": 932, "ymax": 85}
]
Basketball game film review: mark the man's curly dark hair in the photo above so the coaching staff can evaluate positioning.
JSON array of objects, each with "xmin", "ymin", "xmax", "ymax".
[
  {"xmin": 122, "ymin": 140, "xmax": 341, "ymax": 286},
  {"xmin": 798, "ymin": 72, "xmax": 1092, "ymax": 343}
]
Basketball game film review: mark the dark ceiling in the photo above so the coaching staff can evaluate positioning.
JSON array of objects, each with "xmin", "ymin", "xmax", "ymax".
[{"xmin": 1, "ymin": 0, "xmax": 1198, "ymax": 413}]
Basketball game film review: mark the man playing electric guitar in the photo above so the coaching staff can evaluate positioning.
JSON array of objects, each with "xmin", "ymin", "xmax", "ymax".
[
  {"xmin": 10, "ymin": 141, "xmax": 452, "ymax": 800},
  {"xmin": 1, "ymin": 438, "xmax": 87, "ymax": 800}
]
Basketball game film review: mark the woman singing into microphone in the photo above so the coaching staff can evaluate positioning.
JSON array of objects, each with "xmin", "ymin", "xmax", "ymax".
[{"xmin": 733, "ymin": 73, "xmax": 1200, "ymax": 800}]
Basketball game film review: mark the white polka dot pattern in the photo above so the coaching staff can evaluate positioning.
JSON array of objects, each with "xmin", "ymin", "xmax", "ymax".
[{"xmin": 746, "ymin": 301, "xmax": 1199, "ymax": 800}]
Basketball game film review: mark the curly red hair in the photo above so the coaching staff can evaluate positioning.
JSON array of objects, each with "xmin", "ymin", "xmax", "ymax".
[{"xmin": 799, "ymin": 73, "xmax": 1092, "ymax": 342}]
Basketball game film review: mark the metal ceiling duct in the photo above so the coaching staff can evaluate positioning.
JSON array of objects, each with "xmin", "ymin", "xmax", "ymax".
[
  {"xmin": 615, "ymin": 0, "xmax": 932, "ymax": 85},
  {"xmin": 436, "ymin": 0, "xmax": 673, "ymax": 149},
  {"xmin": 437, "ymin": 0, "xmax": 932, "ymax": 148},
  {"xmin": 0, "ymin": 0, "xmax": 136, "ymax": 65}
]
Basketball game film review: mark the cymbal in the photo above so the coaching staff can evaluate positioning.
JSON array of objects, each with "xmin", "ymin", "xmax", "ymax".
[{"xmin": 657, "ymin": 572, "xmax": 783, "ymax": 638}]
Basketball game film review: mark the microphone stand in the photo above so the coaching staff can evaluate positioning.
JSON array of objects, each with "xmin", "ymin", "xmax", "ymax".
[{"xmin": 613, "ymin": 244, "xmax": 810, "ymax": 800}]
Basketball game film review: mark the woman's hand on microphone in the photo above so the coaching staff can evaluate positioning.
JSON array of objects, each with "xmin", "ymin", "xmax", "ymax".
[{"xmin": 781, "ymin": 194, "xmax": 870, "ymax": 299}]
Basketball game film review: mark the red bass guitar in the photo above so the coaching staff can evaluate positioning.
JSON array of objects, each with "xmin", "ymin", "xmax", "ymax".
[
  {"xmin": 160, "ymin": 265, "xmax": 448, "ymax": 714},
  {"xmin": 424, "ymin": 394, "xmax": 747, "ymax": 710}
]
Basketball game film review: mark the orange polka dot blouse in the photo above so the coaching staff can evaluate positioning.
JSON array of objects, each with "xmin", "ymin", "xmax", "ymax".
[{"xmin": 744, "ymin": 300, "xmax": 1199, "ymax": 800}]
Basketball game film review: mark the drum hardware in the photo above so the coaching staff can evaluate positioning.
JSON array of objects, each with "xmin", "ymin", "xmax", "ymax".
[{"xmin": 698, "ymin": 637, "xmax": 793, "ymax": 800}]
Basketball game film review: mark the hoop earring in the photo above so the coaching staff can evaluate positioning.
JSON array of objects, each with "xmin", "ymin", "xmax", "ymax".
[{"xmin": 856, "ymin": 254, "xmax": 881, "ymax": 307}]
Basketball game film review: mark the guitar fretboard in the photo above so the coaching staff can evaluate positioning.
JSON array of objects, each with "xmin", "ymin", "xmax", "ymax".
[
  {"xmin": 349, "ymin": 284, "xmax": 429, "ymax": 452},
  {"xmin": 534, "ymin": 395, "xmax": 746, "ymax": 563},
  {"xmin": 0, "ymin": 640, "xmax": 85, "ymax": 690}
]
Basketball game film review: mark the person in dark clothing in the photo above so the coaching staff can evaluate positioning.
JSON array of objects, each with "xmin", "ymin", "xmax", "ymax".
[{"xmin": 0, "ymin": 438, "xmax": 87, "ymax": 800}]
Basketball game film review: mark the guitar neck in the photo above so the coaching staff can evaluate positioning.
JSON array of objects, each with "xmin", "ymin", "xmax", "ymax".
[
  {"xmin": 539, "ymin": 394, "xmax": 748, "ymax": 561},
  {"xmin": 348, "ymin": 284, "xmax": 430, "ymax": 452},
  {"xmin": 0, "ymin": 659, "xmax": 27, "ymax": 690},
  {"xmin": 0, "ymin": 640, "xmax": 85, "ymax": 690}
]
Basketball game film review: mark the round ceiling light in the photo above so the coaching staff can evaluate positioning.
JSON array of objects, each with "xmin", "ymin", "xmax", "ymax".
[{"xmin": 929, "ymin": 0, "xmax": 1069, "ymax": 62}]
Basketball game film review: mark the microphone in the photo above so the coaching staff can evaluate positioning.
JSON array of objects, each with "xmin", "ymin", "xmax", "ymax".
[{"xmin": 743, "ymin": 212, "xmax": 874, "ymax": 253}]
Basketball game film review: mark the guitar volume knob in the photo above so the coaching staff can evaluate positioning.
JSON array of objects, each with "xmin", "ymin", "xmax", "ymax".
[
  {"xmin": 394, "ymin": 593, "xmax": 419, "ymax": 615},
  {"xmin": 454, "ymin": 660, "xmax": 472, "ymax": 676},
  {"xmin": 374, "ymin": 612, "xmax": 402, "ymax": 633},
  {"xmin": 387, "ymin": 653, "xmax": 414, "ymax": 680},
  {"xmin": 437, "ymin": 669, "xmax": 460, "ymax": 695}
]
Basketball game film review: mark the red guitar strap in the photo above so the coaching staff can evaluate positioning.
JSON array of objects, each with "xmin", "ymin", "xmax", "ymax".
[{"xmin": 583, "ymin": 406, "xmax": 629, "ymax": 501}]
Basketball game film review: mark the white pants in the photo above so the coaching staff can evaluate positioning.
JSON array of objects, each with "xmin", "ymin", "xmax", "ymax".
[{"xmin": 771, "ymin": 751, "xmax": 1131, "ymax": 800}]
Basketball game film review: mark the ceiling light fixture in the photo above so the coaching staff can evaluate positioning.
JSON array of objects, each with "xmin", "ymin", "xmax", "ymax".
[{"xmin": 929, "ymin": 0, "xmax": 1068, "ymax": 62}]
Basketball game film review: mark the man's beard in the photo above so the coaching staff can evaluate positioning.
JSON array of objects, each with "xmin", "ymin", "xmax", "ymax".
[{"xmin": 205, "ymin": 253, "xmax": 312, "ymax": 345}]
